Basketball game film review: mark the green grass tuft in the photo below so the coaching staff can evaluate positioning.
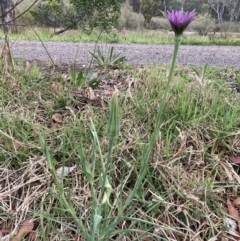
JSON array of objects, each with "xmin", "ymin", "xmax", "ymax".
[{"xmin": 1, "ymin": 28, "xmax": 240, "ymax": 45}]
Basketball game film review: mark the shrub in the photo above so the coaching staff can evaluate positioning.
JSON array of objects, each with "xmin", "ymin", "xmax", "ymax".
[
  {"xmin": 228, "ymin": 22, "xmax": 240, "ymax": 33},
  {"xmin": 15, "ymin": 8, "xmax": 35, "ymax": 25},
  {"xmin": 213, "ymin": 21, "xmax": 240, "ymax": 38},
  {"xmin": 215, "ymin": 21, "xmax": 230, "ymax": 35},
  {"xmin": 140, "ymin": 0, "xmax": 161, "ymax": 26},
  {"xmin": 148, "ymin": 17, "xmax": 170, "ymax": 30},
  {"xmin": 190, "ymin": 14, "xmax": 215, "ymax": 36},
  {"xmin": 117, "ymin": 1, "xmax": 144, "ymax": 30},
  {"xmin": 10, "ymin": 0, "xmax": 36, "ymax": 27},
  {"xmin": 31, "ymin": 1, "xmax": 71, "ymax": 28},
  {"xmin": 31, "ymin": 0, "xmax": 120, "ymax": 32}
]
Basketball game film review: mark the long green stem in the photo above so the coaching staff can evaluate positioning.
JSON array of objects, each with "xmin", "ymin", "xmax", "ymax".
[
  {"xmin": 124, "ymin": 35, "xmax": 182, "ymax": 209},
  {"xmin": 158, "ymin": 35, "xmax": 181, "ymax": 124},
  {"xmin": 167, "ymin": 36, "xmax": 182, "ymax": 86},
  {"xmin": 40, "ymin": 136, "xmax": 90, "ymax": 240},
  {"xmin": 101, "ymin": 136, "xmax": 115, "ymax": 199}
]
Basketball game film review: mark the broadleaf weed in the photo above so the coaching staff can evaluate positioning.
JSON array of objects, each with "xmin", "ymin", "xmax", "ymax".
[{"xmin": 69, "ymin": 66, "xmax": 102, "ymax": 88}]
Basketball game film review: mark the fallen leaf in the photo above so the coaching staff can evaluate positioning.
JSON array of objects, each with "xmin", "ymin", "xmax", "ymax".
[
  {"xmin": 101, "ymin": 138, "xmax": 108, "ymax": 146},
  {"xmin": 25, "ymin": 61, "xmax": 31, "ymax": 72},
  {"xmin": 51, "ymin": 81, "xmax": 60, "ymax": 94},
  {"xmin": 10, "ymin": 219, "xmax": 34, "ymax": 241},
  {"xmin": 52, "ymin": 113, "xmax": 62, "ymax": 123},
  {"xmin": 233, "ymin": 198, "xmax": 240, "ymax": 206},
  {"xmin": 101, "ymin": 90, "xmax": 114, "ymax": 98},
  {"xmin": 56, "ymin": 165, "xmax": 77, "ymax": 181},
  {"xmin": 224, "ymin": 217, "xmax": 238, "ymax": 230},
  {"xmin": 212, "ymin": 140, "xmax": 219, "ymax": 152},
  {"xmin": 28, "ymin": 232, "xmax": 36, "ymax": 240},
  {"xmin": 227, "ymin": 199, "xmax": 239, "ymax": 220},
  {"xmin": 53, "ymin": 123, "xmax": 60, "ymax": 130},
  {"xmin": 0, "ymin": 228, "xmax": 11, "ymax": 234},
  {"xmin": 229, "ymin": 156, "xmax": 240, "ymax": 164},
  {"xmin": 12, "ymin": 140, "xmax": 22, "ymax": 151},
  {"xmin": 87, "ymin": 87, "xmax": 96, "ymax": 100}
]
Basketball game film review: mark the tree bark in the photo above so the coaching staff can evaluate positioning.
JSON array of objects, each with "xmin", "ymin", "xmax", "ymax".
[
  {"xmin": 130, "ymin": 0, "xmax": 140, "ymax": 13},
  {"xmin": 208, "ymin": 0, "xmax": 227, "ymax": 22},
  {"xmin": 226, "ymin": 0, "xmax": 240, "ymax": 22},
  {"xmin": 162, "ymin": 0, "xmax": 167, "ymax": 13},
  {"xmin": 180, "ymin": 0, "xmax": 186, "ymax": 11},
  {"xmin": 0, "ymin": 0, "xmax": 16, "ymax": 33}
]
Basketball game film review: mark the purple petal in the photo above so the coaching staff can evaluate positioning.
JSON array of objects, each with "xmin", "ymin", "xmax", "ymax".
[{"xmin": 166, "ymin": 10, "xmax": 195, "ymax": 36}]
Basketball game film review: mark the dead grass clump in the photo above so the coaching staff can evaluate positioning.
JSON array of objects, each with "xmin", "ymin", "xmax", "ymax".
[{"xmin": 150, "ymin": 125, "xmax": 240, "ymax": 240}]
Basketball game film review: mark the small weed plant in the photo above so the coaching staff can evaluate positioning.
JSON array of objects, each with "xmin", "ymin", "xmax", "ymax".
[
  {"xmin": 69, "ymin": 67, "xmax": 101, "ymax": 88},
  {"xmin": 90, "ymin": 46, "xmax": 127, "ymax": 68}
]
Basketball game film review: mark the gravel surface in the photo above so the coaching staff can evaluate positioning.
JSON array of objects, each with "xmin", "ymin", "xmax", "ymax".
[{"xmin": 10, "ymin": 40, "xmax": 240, "ymax": 68}]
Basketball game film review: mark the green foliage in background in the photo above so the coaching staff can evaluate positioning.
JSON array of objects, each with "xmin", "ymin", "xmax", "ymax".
[
  {"xmin": 140, "ymin": 0, "xmax": 161, "ymax": 25},
  {"xmin": 70, "ymin": 0, "xmax": 121, "ymax": 31},
  {"xmin": 31, "ymin": 0, "xmax": 121, "ymax": 31},
  {"xmin": 31, "ymin": 0, "xmax": 75, "ymax": 29}
]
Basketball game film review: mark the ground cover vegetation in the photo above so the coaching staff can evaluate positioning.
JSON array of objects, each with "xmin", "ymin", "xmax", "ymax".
[
  {"xmin": 1, "ymin": 0, "xmax": 240, "ymax": 240},
  {"xmin": 1, "ymin": 45, "xmax": 240, "ymax": 240}
]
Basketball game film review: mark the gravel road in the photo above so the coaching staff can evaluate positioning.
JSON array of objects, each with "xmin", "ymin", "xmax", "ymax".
[{"xmin": 10, "ymin": 40, "xmax": 240, "ymax": 68}]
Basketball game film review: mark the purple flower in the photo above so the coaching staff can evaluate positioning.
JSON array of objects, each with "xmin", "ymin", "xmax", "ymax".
[{"xmin": 167, "ymin": 10, "xmax": 195, "ymax": 36}]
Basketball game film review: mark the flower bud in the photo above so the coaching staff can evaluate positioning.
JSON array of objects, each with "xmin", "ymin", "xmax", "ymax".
[
  {"xmin": 166, "ymin": 10, "xmax": 195, "ymax": 36},
  {"xmin": 107, "ymin": 93, "xmax": 120, "ymax": 138}
]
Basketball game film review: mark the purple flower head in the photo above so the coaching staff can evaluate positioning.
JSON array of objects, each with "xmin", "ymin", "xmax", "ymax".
[{"xmin": 167, "ymin": 10, "xmax": 195, "ymax": 36}]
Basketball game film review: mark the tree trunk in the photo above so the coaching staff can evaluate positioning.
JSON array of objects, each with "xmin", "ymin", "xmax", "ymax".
[
  {"xmin": 208, "ymin": 0, "xmax": 227, "ymax": 23},
  {"xmin": 162, "ymin": 0, "xmax": 167, "ymax": 13},
  {"xmin": 0, "ymin": 0, "xmax": 16, "ymax": 33},
  {"xmin": 180, "ymin": 0, "xmax": 186, "ymax": 11},
  {"xmin": 227, "ymin": 0, "xmax": 240, "ymax": 22},
  {"xmin": 130, "ymin": 0, "xmax": 140, "ymax": 13}
]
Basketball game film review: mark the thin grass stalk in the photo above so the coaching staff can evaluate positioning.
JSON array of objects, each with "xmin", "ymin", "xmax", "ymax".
[
  {"xmin": 88, "ymin": 117, "xmax": 117, "ymax": 240},
  {"xmin": 40, "ymin": 136, "xmax": 90, "ymax": 240},
  {"xmin": 89, "ymin": 30, "xmax": 103, "ymax": 69},
  {"xmin": 103, "ymin": 36, "xmax": 182, "ymax": 238},
  {"xmin": 90, "ymin": 118, "xmax": 105, "ymax": 174},
  {"xmin": 101, "ymin": 136, "xmax": 114, "ymax": 200},
  {"xmin": 123, "ymin": 36, "xmax": 182, "ymax": 210},
  {"xmin": 89, "ymin": 121, "xmax": 99, "ymax": 241}
]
